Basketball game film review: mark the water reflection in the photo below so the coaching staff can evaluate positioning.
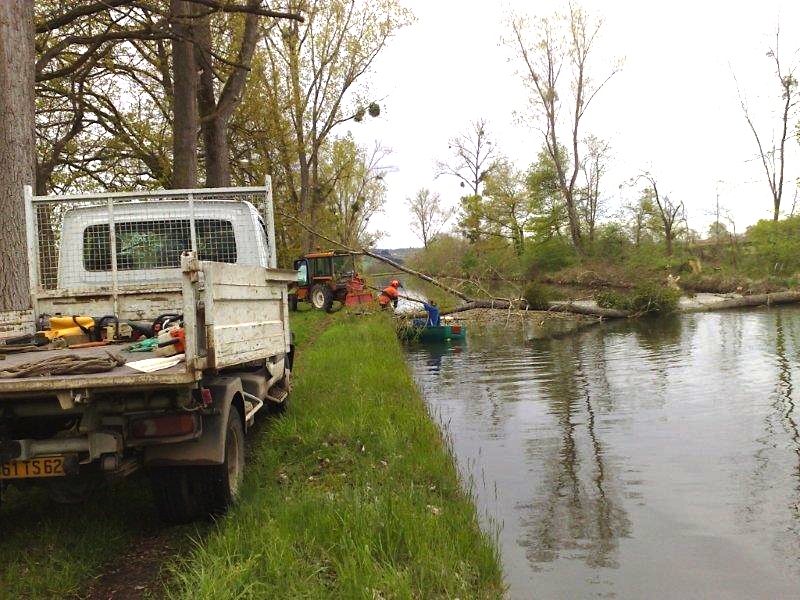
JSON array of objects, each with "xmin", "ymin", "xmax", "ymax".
[
  {"xmin": 404, "ymin": 307, "xmax": 800, "ymax": 599},
  {"xmin": 766, "ymin": 314, "xmax": 800, "ymax": 516},
  {"xmin": 518, "ymin": 335, "xmax": 631, "ymax": 570}
]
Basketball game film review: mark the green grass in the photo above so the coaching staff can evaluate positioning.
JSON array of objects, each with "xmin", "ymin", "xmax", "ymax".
[{"xmin": 164, "ymin": 310, "xmax": 503, "ymax": 599}]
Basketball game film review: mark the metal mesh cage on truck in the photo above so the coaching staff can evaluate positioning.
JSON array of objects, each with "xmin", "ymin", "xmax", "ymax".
[{"xmin": 25, "ymin": 183, "xmax": 277, "ymax": 300}]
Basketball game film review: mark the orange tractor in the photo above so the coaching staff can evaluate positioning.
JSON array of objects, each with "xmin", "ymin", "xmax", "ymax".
[{"xmin": 288, "ymin": 250, "xmax": 374, "ymax": 312}]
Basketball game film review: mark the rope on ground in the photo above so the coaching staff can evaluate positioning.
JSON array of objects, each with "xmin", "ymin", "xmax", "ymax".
[{"xmin": 0, "ymin": 352, "xmax": 126, "ymax": 379}]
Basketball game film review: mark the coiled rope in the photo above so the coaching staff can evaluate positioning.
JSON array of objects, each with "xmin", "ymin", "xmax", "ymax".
[{"xmin": 0, "ymin": 352, "xmax": 126, "ymax": 379}]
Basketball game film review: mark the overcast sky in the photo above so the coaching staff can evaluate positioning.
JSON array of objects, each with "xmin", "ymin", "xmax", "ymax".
[{"xmin": 348, "ymin": 0, "xmax": 800, "ymax": 249}]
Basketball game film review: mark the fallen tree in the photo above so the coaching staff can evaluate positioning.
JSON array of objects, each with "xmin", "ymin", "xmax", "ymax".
[
  {"xmin": 548, "ymin": 301, "xmax": 630, "ymax": 319},
  {"xmin": 276, "ymin": 212, "xmax": 800, "ymax": 320},
  {"xmin": 680, "ymin": 291, "xmax": 800, "ymax": 313}
]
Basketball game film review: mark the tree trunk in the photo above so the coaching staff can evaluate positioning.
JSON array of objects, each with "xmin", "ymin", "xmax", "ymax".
[
  {"xmin": 664, "ymin": 224, "xmax": 673, "ymax": 256},
  {"xmin": 195, "ymin": 16, "xmax": 226, "ymax": 188},
  {"xmin": 0, "ymin": 1, "xmax": 34, "ymax": 311},
  {"xmin": 196, "ymin": 2, "xmax": 260, "ymax": 188},
  {"xmin": 170, "ymin": 0, "xmax": 199, "ymax": 188},
  {"xmin": 565, "ymin": 195, "xmax": 583, "ymax": 251}
]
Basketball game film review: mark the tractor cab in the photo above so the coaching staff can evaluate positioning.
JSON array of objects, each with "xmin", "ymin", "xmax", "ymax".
[{"xmin": 289, "ymin": 250, "xmax": 373, "ymax": 311}]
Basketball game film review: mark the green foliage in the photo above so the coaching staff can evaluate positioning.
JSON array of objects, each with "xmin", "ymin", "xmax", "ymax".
[
  {"xmin": 589, "ymin": 223, "xmax": 631, "ymax": 261},
  {"xmin": 523, "ymin": 281, "xmax": 556, "ymax": 310},
  {"xmin": 524, "ymin": 237, "xmax": 577, "ymax": 275},
  {"xmin": 458, "ymin": 194, "xmax": 484, "ymax": 242},
  {"xmin": 480, "ymin": 159, "xmax": 530, "ymax": 255},
  {"xmin": 407, "ymin": 234, "xmax": 470, "ymax": 276},
  {"xmin": 409, "ymin": 235, "xmax": 525, "ymax": 281},
  {"xmin": 595, "ymin": 290, "xmax": 627, "ymax": 309},
  {"xmin": 744, "ymin": 216, "xmax": 800, "ymax": 275},
  {"xmin": 596, "ymin": 282, "xmax": 680, "ymax": 315}
]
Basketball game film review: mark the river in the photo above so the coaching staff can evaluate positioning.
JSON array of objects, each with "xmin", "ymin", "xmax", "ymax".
[{"xmin": 404, "ymin": 307, "xmax": 800, "ymax": 599}]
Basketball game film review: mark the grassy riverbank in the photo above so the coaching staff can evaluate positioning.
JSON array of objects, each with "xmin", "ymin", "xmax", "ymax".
[{"xmin": 164, "ymin": 309, "xmax": 503, "ymax": 598}]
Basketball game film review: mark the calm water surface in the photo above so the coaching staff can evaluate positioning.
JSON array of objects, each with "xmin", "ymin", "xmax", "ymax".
[{"xmin": 404, "ymin": 307, "xmax": 800, "ymax": 599}]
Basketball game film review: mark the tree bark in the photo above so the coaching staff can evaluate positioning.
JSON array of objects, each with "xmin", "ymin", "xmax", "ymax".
[
  {"xmin": 170, "ymin": 0, "xmax": 199, "ymax": 188},
  {"xmin": 0, "ymin": 1, "xmax": 34, "ymax": 311},
  {"xmin": 196, "ymin": 0, "xmax": 261, "ymax": 187},
  {"xmin": 548, "ymin": 301, "xmax": 630, "ymax": 319}
]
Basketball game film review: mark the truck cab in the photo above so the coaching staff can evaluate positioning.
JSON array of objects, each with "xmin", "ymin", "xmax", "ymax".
[{"xmin": 56, "ymin": 198, "xmax": 270, "ymax": 289}]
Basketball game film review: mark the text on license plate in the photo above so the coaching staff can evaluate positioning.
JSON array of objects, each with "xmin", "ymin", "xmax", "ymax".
[{"xmin": 0, "ymin": 456, "xmax": 65, "ymax": 479}]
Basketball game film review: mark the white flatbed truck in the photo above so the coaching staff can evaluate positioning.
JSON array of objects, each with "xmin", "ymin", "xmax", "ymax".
[{"xmin": 0, "ymin": 183, "xmax": 295, "ymax": 523}]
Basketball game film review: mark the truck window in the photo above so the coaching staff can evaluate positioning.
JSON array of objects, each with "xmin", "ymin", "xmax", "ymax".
[
  {"xmin": 311, "ymin": 257, "xmax": 332, "ymax": 278},
  {"xmin": 332, "ymin": 255, "xmax": 354, "ymax": 276},
  {"xmin": 83, "ymin": 219, "xmax": 237, "ymax": 271},
  {"xmin": 297, "ymin": 262, "xmax": 308, "ymax": 285}
]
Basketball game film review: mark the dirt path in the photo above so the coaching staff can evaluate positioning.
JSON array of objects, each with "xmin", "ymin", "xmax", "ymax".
[{"xmin": 84, "ymin": 530, "xmax": 186, "ymax": 599}]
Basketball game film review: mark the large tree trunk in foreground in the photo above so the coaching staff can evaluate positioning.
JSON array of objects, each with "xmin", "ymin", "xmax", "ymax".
[
  {"xmin": 196, "ymin": 0, "xmax": 261, "ymax": 187},
  {"xmin": 170, "ymin": 0, "xmax": 199, "ymax": 188},
  {"xmin": 0, "ymin": 1, "xmax": 34, "ymax": 311}
]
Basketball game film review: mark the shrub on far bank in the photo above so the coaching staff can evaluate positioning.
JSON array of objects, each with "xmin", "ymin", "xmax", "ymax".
[
  {"xmin": 587, "ymin": 223, "xmax": 631, "ymax": 261},
  {"xmin": 596, "ymin": 281, "xmax": 680, "ymax": 315},
  {"xmin": 522, "ymin": 281, "xmax": 564, "ymax": 310},
  {"xmin": 744, "ymin": 216, "xmax": 800, "ymax": 276},
  {"xmin": 524, "ymin": 237, "xmax": 578, "ymax": 276}
]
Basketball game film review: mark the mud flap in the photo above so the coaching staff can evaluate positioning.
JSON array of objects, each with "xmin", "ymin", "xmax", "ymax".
[{"xmin": 144, "ymin": 376, "xmax": 242, "ymax": 467}]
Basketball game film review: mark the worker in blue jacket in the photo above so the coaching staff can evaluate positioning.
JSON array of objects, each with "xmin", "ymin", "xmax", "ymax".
[{"xmin": 421, "ymin": 301, "xmax": 440, "ymax": 327}]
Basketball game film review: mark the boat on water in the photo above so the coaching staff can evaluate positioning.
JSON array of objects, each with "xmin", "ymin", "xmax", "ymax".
[
  {"xmin": 396, "ymin": 299, "xmax": 467, "ymax": 342},
  {"xmin": 398, "ymin": 318, "xmax": 467, "ymax": 342}
]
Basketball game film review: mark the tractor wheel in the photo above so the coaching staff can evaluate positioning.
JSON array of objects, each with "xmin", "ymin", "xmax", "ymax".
[
  {"xmin": 288, "ymin": 294, "xmax": 298, "ymax": 311},
  {"xmin": 310, "ymin": 284, "xmax": 333, "ymax": 312}
]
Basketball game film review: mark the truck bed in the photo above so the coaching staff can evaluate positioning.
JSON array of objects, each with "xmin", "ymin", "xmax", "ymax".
[{"xmin": 0, "ymin": 344, "xmax": 196, "ymax": 395}]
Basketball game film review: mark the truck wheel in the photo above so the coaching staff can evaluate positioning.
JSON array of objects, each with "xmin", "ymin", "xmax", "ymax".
[
  {"xmin": 47, "ymin": 476, "xmax": 101, "ymax": 504},
  {"xmin": 150, "ymin": 408, "xmax": 245, "ymax": 524},
  {"xmin": 310, "ymin": 284, "xmax": 333, "ymax": 312},
  {"xmin": 288, "ymin": 294, "xmax": 298, "ymax": 311}
]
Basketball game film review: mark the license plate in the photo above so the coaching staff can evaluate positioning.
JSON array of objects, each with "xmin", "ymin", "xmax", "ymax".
[{"xmin": 0, "ymin": 456, "xmax": 65, "ymax": 479}]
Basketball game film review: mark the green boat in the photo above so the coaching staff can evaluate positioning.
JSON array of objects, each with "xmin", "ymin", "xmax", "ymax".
[{"xmin": 398, "ymin": 320, "xmax": 467, "ymax": 343}]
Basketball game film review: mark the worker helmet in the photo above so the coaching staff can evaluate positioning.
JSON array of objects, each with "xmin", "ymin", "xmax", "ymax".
[{"xmin": 390, "ymin": 279, "xmax": 400, "ymax": 288}]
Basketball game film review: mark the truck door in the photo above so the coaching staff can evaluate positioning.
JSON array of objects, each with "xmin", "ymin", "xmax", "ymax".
[{"xmin": 293, "ymin": 259, "xmax": 309, "ymax": 299}]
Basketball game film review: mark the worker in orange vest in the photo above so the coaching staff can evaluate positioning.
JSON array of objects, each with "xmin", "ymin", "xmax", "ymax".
[{"xmin": 378, "ymin": 279, "xmax": 400, "ymax": 309}]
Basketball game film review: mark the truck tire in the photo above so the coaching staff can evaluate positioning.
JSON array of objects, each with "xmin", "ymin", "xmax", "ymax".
[
  {"xmin": 288, "ymin": 293, "xmax": 298, "ymax": 311},
  {"xmin": 47, "ymin": 476, "xmax": 102, "ymax": 504},
  {"xmin": 150, "ymin": 408, "xmax": 245, "ymax": 524},
  {"xmin": 310, "ymin": 284, "xmax": 333, "ymax": 312}
]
